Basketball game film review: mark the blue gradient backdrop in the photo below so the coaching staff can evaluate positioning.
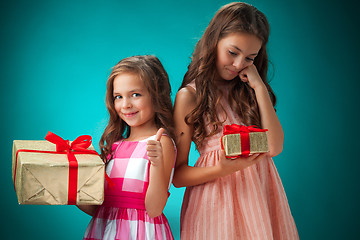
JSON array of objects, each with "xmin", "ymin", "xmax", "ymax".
[{"xmin": 1, "ymin": 0, "xmax": 359, "ymax": 239}]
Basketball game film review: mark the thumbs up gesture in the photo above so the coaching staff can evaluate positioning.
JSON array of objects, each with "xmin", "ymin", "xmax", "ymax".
[{"xmin": 146, "ymin": 128, "xmax": 165, "ymax": 166}]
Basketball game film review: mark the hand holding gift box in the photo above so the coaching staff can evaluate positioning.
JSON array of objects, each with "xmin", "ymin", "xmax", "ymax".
[
  {"xmin": 221, "ymin": 124, "xmax": 269, "ymax": 158},
  {"xmin": 12, "ymin": 132, "xmax": 105, "ymax": 205}
]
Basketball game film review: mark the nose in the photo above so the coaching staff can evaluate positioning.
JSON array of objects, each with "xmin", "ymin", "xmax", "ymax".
[
  {"xmin": 233, "ymin": 57, "xmax": 247, "ymax": 71},
  {"xmin": 122, "ymin": 97, "xmax": 132, "ymax": 108}
]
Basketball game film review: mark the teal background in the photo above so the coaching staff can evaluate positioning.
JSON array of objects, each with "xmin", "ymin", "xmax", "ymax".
[{"xmin": 1, "ymin": 0, "xmax": 359, "ymax": 239}]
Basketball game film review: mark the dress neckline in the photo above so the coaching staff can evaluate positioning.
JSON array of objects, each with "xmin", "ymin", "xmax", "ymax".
[{"xmin": 122, "ymin": 135, "xmax": 156, "ymax": 143}]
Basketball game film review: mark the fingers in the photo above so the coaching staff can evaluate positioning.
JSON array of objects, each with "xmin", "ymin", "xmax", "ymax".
[
  {"xmin": 218, "ymin": 152, "xmax": 268, "ymax": 175},
  {"xmin": 220, "ymin": 150, "xmax": 226, "ymax": 158},
  {"xmin": 155, "ymin": 128, "xmax": 164, "ymax": 141},
  {"xmin": 147, "ymin": 128, "xmax": 164, "ymax": 151},
  {"xmin": 253, "ymin": 153, "xmax": 268, "ymax": 162},
  {"xmin": 246, "ymin": 153, "xmax": 260, "ymax": 161},
  {"xmin": 233, "ymin": 153, "xmax": 266, "ymax": 162},
  {"xmin": 239, "ymin": 73, "xmax": 248, "ymax": 82},
  {"xmin": 147, "ymin": 142, "xmax": 162, "ymax": 166},
  {"xmin": 231, "ymin": 153, "xmax": 256, "ymax": 161},
  {"xmin": 146, "ymin": 141, "xmax": 161, "ymax": 154},
  {"xmin": 246, "ymin": 153, "xmax": 267, "ymax": 165},
  {"xmin": 147, "ymin": 129, "xmax": 164, "ymax": 166}
]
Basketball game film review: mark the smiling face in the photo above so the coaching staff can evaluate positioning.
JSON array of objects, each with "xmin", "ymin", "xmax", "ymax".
[
  {"xmin": 216, "ymin": 32, "xmax": 262, "ymax": 80},
  {"xmin": 113, "ymin": 72, "xmax": 156, "ymax": 131}
]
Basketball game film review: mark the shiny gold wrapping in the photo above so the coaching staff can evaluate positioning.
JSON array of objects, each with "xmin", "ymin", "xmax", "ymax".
[
  {"xmin": 12, "ymin": 140, "xmax": 104, "ymax": 205},
  {"xmin": 221, "ymin": 132, "xmax": 269, "ymax": 157}
]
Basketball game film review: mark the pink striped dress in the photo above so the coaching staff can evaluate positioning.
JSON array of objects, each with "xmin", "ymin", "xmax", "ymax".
[
  {"xmin": 180, "ymin": 82, "xmax": 299, "ymax": 239},
  {"xmin": 84, "ymin": 135, "xmax": 174, "ymax": 240}
]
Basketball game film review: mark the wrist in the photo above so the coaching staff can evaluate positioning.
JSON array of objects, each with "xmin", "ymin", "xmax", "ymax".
[
  {"xmin": 253, "ymin": 81, "xmax": 266, "ymax": 92},
  {"xmin": 150, "ymin": 160, "xmax": 164, "ymax": 169},
  {"xmin": 213, "ymin": 162, "xmax": 228, "ymax": 178}
]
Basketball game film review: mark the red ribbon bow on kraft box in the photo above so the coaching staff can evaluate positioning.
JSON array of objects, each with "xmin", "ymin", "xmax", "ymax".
[
  {"xmin": 220, "ymin": 124, "xmax": 269, "ymax": 158},
  {"xmin": 12, "ymin": 132, "xmax": 105, "ymax": 205}
]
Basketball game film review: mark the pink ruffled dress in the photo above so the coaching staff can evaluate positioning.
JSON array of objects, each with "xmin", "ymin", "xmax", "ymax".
[{"xmin": 180, "ymin": 82, "xmax": 299, "ymax": 239}]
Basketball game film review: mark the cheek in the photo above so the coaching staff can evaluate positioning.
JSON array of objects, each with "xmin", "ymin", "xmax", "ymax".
[
  {"xmin": 218, "ymin": 52, "xmax": 230, "ymax": 66},
  {"xmin": 244, "ymin": 61, "xmax": 253, "ymax": 69},
  {"xmin": 216, "ymin": 54, "xmax": 227, "ymax": 72},
  {"xmin": 141, "ymin": 98, "xmax": 155, "ymax": 114},
  {"xmin": 114, "ymin": 101, "xmax": 121, "ymax": 112}
]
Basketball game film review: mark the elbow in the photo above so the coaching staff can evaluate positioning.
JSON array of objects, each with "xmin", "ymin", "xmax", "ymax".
[
  {"xmin": 145, "ymin": 196, "xmax": 166, "ymax": 218},
  {"xmin": 147, "ymin": 209, "xmax": 163, "ymax": 218},
  {"xmin": 172, "ymin": 182, "xmax": 182, "ymax": 188},
  {"xmin": 268, "ymin": 145, "xmax": 283, "ymax": 158},
  {"xmin": 172, "ymin": 173, "xmax": 185, "ymax": 188},
  {"xmin": 145, "ymin": 205, "xmax": 165, "ymax": 218},
  {"xmin": 172, "ymin": 176, "xmax": 181, "ymax": 188},
  {"xmin": 267, "ymin": 135, "xmax": 284, "ymax": 158},
  {"xmin": 172, "ymin": 164, "xmax": 187, "ymax": 188}
]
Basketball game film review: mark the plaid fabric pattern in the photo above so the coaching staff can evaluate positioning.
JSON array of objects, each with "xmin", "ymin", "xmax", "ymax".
[{"xmin": 83, "ymin": 136, "xmax": 174, "ymax": 240}]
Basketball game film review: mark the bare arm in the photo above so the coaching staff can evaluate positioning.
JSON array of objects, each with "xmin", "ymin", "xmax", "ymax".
[
  {"xmin": 254, "ymin": 85, "xmax": 284, "ymax": 156},
  {"xmin": 145, "ymin": 129, "xmax": 176, "ymax": 218},
  {"xmin": 172, "ymin": 87, "xmax": 266, "ymax": 188},
  {"xmin": 239, "ymin": 64, "xmax": 284, "ymax": 157}
]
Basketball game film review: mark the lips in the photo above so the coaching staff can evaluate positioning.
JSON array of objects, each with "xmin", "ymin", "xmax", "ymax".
[
  {"xmin": 122, "ymin": 111, "xmax": 138, "ymax": 118},
  {"xmin": 226, "ymin": 68, "xmax": 238, "ymax": 75}
]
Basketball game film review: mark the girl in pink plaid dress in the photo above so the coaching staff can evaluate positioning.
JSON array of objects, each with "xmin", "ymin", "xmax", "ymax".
[{"xmin": 78, "ymin": 55, "xmax": 176, "ymax": 240}]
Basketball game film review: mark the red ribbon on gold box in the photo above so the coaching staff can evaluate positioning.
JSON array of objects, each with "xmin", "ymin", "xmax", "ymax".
[
  {"xmin": 12, "ymin": 132, "xmax": 105, "ymax": 205},
  {"xmin": 220, "ymin": 124, "xmax": 269, "ymax": 158}
]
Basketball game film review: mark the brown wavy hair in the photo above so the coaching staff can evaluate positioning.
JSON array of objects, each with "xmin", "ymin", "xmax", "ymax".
[
  {"xmin": 99, "ymin": 55, "xmax": 175, "ymax": 161},
  {"xmin": 180, "ymin": 2, "xmax": 276, "ymax": 147}
]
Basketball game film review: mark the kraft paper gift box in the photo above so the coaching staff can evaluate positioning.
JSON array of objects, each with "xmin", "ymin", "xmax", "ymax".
[
  {"xmin": 12, "ymin": 132, "xmax": 105, "ymax": 205},
  {"xmin": 221, "ymin": 124, "xmax": 269, "ymax": 158}
]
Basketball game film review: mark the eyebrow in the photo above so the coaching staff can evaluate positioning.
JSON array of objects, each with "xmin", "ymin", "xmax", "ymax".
[
  {"xmin": 230, "ymin": 44, "xmax": 258, "ymax": 56},
  {"xmin": 113, "ymin": 89, "xmax": 144, "ymax": 95}
]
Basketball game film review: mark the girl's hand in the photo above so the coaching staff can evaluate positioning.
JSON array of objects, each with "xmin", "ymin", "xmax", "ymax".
[
  {"xmin": 145, "ymin": 128, "xmax": 175, "ymax": 217},
  {"xmin": 147, "ymin": 128, "xmax": 165, "ymax": 167},
  {"xmin": 239, "ymin": 64, "xmax": 265, "ymax": 90},
  {"xmin": 217, "ymin": 150, "xmax": 267, "ymax": 176}
]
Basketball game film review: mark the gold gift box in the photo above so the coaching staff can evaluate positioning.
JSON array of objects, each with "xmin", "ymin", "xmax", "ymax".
[
  {"xmin": 12, "ymin": 140, "xmax": 104, "ymax": 205},
  {"xmin": 221, "ymin": 132, "xmax": 269, "ymax": 157}
]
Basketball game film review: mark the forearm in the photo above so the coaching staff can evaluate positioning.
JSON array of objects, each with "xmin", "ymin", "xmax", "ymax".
[
  {"xmin": 145, "ymin": 165, "xmax": 169, "ymax": 218},
  {"xmin": 76, "ymin": 205, "xmax": 98, "ymax": 217},
  {"xmin": 173, "ymin": 87, "xmax": 225, "ymax": 187},
  {"xmin": 254, "ymin": 84, "xmax": 284, "ymax": 156},
  {"xmin": 173, "ymin": 163, "xmax": 222, "ymax": 187}
]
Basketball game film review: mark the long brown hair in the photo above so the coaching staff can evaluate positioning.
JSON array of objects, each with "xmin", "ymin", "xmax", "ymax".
[
  {"xmin": 180, "ymin": 2, "xmax": 276, "ymax": 147},
  {"xmin": 99, "ymin": 55, "xmax": 175, "ymax": 161}
]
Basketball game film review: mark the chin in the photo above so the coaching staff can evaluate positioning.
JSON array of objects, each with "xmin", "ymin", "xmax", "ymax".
[
  {"xmin": 223, "ymin": 75, "xmax": 236, "ymax": 81},
  {"xmin": 222, "ymin": 73, "xmax": 237, "ymax": 81}
]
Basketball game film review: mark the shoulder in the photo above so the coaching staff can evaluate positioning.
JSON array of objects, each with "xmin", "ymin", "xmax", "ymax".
[
  {"xmin": 175, "ymin": 86, "xmax": 197, "ymax": 109},
  {"xmin": 159, "ymin": 135, "xmax": 176, "ymax": 160},
  {"xmin": 176, "ymin": 86, "xmax": 196, "ymax": 98},
  {"xmin": 159, "ymin": 135, "xmax": 176, "ymax": 151}
]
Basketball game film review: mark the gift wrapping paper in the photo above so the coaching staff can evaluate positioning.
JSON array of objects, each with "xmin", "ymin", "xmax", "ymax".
[
  {"xmin": 221, "ymin": 124, "xmax": 269, "ymax": 158},
  {"xmin": 12, "ymin": 136, "xmax": 105, "ymax": 205}
]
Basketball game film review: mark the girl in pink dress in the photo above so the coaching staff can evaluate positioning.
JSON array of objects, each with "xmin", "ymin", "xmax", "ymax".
[
  {"xmin": 78, "ymin": 55, "xmax": 176, "ymax": 240},
  {"xmin": 173, "ymin": 2, "xmax": 299, "ymax": 239}
]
